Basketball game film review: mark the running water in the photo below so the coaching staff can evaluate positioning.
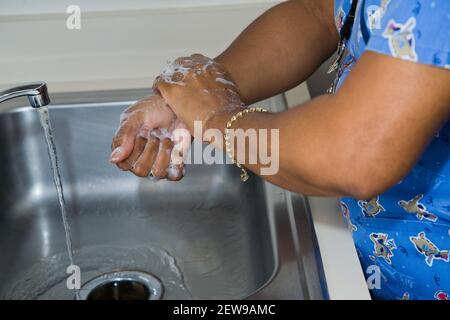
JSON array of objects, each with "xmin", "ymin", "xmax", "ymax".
[{"xmin": 38, "ymin": 106, "xmax": 80, "ymax": 299}]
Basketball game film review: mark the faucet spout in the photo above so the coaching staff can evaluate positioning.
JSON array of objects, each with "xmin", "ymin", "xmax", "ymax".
[{"xmin": 0, "ymin": 82, "xmax": 50, "ymax": 108}]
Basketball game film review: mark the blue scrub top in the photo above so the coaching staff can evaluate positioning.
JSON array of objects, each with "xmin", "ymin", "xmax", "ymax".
[{"xmin": 334, "ymin": 0, "xmax": 450, "ymax": 300}]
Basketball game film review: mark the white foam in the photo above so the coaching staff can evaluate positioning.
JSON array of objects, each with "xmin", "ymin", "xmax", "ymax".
[
  {"xmin": 150, "ymin": 128, "xmax": 171, "ymax": 140},
  {"xmin": 159, "ymin": 61, "xmax": 191, "ymax": 86},
  {"xmin": 215, "ymin": 78, "xmax": 235, "ymax": 86},
  {"xmin": 166, "ymin": 165, "xmax": 181, "ymax": 178}
]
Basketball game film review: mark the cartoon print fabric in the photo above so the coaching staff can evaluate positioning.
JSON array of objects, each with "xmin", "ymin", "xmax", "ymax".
[{"xmin": 334, "ymin": 0, "xmax": 450, "ymax": 300}]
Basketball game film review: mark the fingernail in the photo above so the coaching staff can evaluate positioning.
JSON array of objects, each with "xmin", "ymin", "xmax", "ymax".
[{"xmin": 109, "ymin": 146, "xmax": 123, "ymax": 162}]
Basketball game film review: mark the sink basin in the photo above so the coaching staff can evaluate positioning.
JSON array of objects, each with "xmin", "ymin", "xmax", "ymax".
[{"xmin": 0, "ymin": 89, "xmax": 327, "ymax": 300}]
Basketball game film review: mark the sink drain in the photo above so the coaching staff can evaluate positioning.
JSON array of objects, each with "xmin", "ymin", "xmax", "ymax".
[{"xmin": 78, "ymin": 271, "xmax": 163, "ymax": 300}]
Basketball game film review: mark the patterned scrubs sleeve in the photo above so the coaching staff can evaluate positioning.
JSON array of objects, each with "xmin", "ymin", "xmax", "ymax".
[
  {"xmin": 334, "ymin": 0, "xmax": 450, "ymax": 300},
  {"xmin": 365, "ymin": 1, "xmax": 450, "ymax": 68}
]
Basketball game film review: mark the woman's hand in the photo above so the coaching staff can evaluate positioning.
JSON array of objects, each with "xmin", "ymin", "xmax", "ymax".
[
  {"xmin": 153, "ymin": 54, "xmax": 245, "ymax": 139},
  {"xmin": 110, "ymin": 95, "xmax": 191, "ymax": 180}
]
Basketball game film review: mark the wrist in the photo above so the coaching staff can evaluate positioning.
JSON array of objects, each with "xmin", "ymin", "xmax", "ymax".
[
  {"xmin": 214, "ymin": 55, "xmax": 247, "ymax": 101},
  {"xmin": 203, "ymin": 107, "xmax": 243, "ymax": 135}
]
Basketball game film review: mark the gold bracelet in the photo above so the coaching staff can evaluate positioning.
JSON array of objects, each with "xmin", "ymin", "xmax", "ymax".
[{"xmin": 224, "ymin": 107, "xmax": 268, "ymax": 182}]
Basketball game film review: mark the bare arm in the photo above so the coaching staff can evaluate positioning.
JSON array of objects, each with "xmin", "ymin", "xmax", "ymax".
[
  {"xmin": 157, "ymin": 52, "xmax": 450, "ymax": 199},
  {"xmin": 215, "ymin": 0, "xmax": 338, "ymax": 104},
  {"xmin": 208, "ymin": 52, "xmax": 450, "ymax": 198},
  {"xmin": 115, "ymin": 0, "xmax": 450, "ymax": 198},
  {"xmin": 109, "ymin": 0, "xmax": 338, "ymax": 181}
]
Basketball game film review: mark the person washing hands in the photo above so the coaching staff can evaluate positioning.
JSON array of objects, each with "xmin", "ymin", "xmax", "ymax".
[{"xmin": 110, "ymin": 0, "xmax": 450, "ymax": 300}]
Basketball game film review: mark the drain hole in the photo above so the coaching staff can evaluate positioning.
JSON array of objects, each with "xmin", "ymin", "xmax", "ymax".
[
  {"xmin": 87, "ymin": 280, "xmax": 150, "ymax": 300},
  {"xmin": 79, "ymin": 271, "xmax": 163, "ymax": 300}
]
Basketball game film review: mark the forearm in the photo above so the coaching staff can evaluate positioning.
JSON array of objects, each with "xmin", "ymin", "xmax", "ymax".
[
  {"xmin": 205, "ymin": 52, "xmax": 450, "ymax": 199},
  {"xmin": 215, "ymin": 0, "xmax": 338, "ymax": 105},
  {"xmin": 156, "ymin": 50, "xmax": 450, "ymax": 199},
  {"xmin": 207, "ymin": 95, "xmax": 350, "ymax": 197}
]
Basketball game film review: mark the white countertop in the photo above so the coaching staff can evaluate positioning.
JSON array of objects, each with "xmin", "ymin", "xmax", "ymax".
[{"xmin": 308, "ymin": 197, "xmax": 371, "ymax": 300}]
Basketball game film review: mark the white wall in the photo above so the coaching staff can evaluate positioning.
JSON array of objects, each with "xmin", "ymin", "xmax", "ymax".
[
  {"xmin": 0, "ymin": 0, "xmax": 281, "ymax": 92},
  {"xmin": 0, "ymin": 1, "xmax": 277, "ymax": 15}
]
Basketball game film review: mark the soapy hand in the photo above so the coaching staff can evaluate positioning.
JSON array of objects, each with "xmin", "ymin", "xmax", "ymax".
[
  {"xmin": 110, "ymin": 54, "xmax": 242, "ymax": 180},
  {"xmin": 110, "ymin": 95, "xmax": 191, "ymax": 180},
  {"xmin": 153, "ymin": 54, "xmax": 244, "ymax": 138}
]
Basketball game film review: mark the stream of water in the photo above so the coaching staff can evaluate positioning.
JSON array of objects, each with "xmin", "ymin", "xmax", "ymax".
[{"xmin": 38, "ymin": 106, "xmax": 80, "ymax": 299}]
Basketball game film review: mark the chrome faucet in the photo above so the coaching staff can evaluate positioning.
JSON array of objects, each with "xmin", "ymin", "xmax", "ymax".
[{"xmin": 0, "ymin": 82, "xmax": 50, "ymax": 108}]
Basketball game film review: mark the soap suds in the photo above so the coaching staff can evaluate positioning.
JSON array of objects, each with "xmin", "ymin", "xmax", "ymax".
[
  {"xmin": 150, "ymin": 128, "xmax": 171, "ymax": 140},
  {"xmin": 167, "ymin": 165, "xmax": 181, "ymax": 178},
  {"xmin": 159, "ymin": 61, "xmax": 191, "ymax": 86},
  {"xmin": 215, "ymin": 78, "xmax": 235, "ymax": 86}
]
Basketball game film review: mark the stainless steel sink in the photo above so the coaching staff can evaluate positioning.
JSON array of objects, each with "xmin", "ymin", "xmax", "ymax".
[{"xmin": 0, "ymin": 89, "xmax": 327, "ymax": 300}]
